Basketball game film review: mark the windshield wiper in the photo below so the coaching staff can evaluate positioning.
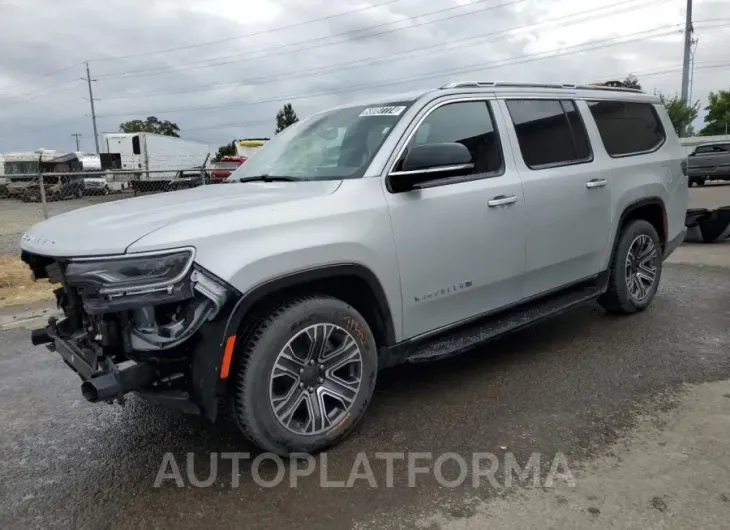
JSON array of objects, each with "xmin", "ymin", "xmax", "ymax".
[{"xmin": 235, "ymin": 175, "xmax": 298, "ymax": 183}]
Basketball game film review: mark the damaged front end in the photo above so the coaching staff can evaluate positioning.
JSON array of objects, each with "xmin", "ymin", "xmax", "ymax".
[{"xmin": 23, "ymin": 248, "xmax": 239, "ymax": 419}]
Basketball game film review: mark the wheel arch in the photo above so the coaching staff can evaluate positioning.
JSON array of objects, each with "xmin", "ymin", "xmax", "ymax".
[
  {"xmin": 607, "ymin": 197, "xmax": 667, "ymax": 267},
  {"xmin": 222, "ymin": 263, "xmax": 397, "ymax": 350}
]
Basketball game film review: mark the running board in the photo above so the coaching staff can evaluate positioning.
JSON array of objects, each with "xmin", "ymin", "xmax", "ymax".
[{"xmin": 403, "ymin": 284, "xmax": 602, "ymax": 363}]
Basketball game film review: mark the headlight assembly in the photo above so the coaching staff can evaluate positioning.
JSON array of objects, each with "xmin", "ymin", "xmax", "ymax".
[{"xmin": 65, "ymin": 248, "xmax": 195, "ymax": 297}]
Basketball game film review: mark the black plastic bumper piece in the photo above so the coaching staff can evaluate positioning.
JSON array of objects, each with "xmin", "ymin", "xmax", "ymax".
[
  {"xmin": 31, "ymin": 327, "xmax": 52, "ymax": 346},
  {"xmin": 81, "ymin": 362, "xmax": 154, "ymax": 403},
  {"xmin": 49, "ymin": 332, "xmax": 154, "ymax": 403}
]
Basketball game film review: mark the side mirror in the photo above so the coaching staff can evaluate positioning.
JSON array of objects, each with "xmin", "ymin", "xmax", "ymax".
[{"xmin": 389, "ymin": 143, "xmax": 473, "ymax": 192}]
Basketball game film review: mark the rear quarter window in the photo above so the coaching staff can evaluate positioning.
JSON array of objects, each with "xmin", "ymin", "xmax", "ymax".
[{"xmin": 587, "ymin": 101, "xmax": 665, "ymax": 157}]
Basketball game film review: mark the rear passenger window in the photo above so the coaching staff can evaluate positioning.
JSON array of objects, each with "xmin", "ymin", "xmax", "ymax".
[
  {"xmin": 506, "ymin": 99, "xmax": 592, "ymax": 169},
  {"xmin": 587, "ymin": 101, "xmax": 665, "ymax": 157},
  {"xmin": 405, "ymin": 101, "xmax": 503, "ymax": 176}
]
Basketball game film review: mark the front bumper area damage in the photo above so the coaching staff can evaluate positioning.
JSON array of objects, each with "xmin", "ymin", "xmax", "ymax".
[{"xmin": 23, "ymin": 250, "xmax": 240, "ymax": 419}]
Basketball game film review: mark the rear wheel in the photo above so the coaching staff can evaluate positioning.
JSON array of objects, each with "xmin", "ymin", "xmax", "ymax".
[
  {"xmin": 599, "ymin": 219, "xmax": 663, "ymax": 314},
  {"xmin": 230, "ymin": 295, "xmax": 378, "ymax": 455}
]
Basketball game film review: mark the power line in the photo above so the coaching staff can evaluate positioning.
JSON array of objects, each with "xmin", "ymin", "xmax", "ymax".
[
  {"xmin": 97, "ymin": 24, "xmax": 690, "ymax": 119},
  {"xmin": 87, "ymin": 0, "xmax": 411, "ymax": 62},
  {"xmin": 602, "ymin": 61, "xmax": 730, "ymax": 82},
  {"xmin": 97, "ymin": 0, "xmax": 662, "ymax": 100},
  {"xmin": 2, "ymin": 81, "xmax": 85, "ymax": 102},
  {"xmin": 153, "ymin": 62, "xmax": 730, "ymax": 135},
  {"xmin": 0, "ymin": 62, "xmax": 84, "ymax": 94},
  {"xmin": 7, "ymin": 60, "xmax": 726, "ymax": 142},
  {"xmin": 94, "ymin": 0, "xmax": 528, "ymax": 79}
]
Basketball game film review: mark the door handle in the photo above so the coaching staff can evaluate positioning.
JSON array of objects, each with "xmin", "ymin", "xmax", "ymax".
[
  {"xmin": 487, "ymin": 195, "xmax": 517, "ymax": 207},
  {"xmin": 586, "ymin": 178, "xmax": 608, "ymax": 189}
]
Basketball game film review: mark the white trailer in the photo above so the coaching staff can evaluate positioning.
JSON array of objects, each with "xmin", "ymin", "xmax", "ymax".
[{"xmin": 101, "ymin": 133, "xmax": 212, "ymax": 191}]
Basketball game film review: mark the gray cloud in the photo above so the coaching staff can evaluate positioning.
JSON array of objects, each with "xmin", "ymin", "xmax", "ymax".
[{"xmin": 1, "ymin": 0, "xmax": 728, "ymax": 153}]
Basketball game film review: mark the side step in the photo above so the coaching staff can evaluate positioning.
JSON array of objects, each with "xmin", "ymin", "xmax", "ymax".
[{"xmin": 404, "ymin": 283, "xmax": 602, "ymax": 363}]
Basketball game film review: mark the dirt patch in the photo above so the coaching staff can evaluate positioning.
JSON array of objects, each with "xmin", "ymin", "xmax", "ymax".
[{"xmin": 0, "ymin": 255, "xmax": 54, "ymax": 308}]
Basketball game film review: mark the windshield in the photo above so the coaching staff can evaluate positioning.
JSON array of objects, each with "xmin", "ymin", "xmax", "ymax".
[
  {"xmin": 213, "ymin": 162, "xmax": 241, "ymax": 170},
  {"xmin": 227, "ymin": 100, "xmax": 414, "ymax": 182}
]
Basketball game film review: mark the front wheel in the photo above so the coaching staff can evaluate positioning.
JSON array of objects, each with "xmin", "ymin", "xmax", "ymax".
[
  {"xmin": 599, "ymin": 219, "xmax": 663, "ymax": 314},
  {"xmin": 230, "ymin": 296, "xmax": 378, "ymax": 455}
]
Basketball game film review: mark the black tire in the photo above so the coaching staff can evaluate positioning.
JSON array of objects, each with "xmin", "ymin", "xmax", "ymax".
[
  {"xmin": 599, "ymin": 219, "xmax": 663, "ymax": 314},
  {"xmin": 696, "ymin": 177, "xmax": 706, "ymax": 186},
  {"xmin": 230, "ymin": 295, "xmax": 378, "ymax": 455}
]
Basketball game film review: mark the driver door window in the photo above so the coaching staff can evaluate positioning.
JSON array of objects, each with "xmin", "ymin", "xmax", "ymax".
[{"xmin": 401, "ymin": 101, "xmax": 503, "ymax": 177}]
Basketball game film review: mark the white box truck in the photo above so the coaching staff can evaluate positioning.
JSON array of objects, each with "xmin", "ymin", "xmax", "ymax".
[{"xmin": 101, "ymin": 133, "xmax": 213, "ymax": 193}]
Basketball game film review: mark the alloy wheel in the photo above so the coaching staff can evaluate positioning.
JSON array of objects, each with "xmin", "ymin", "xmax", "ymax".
[
  {"xmin": 268, "ymin": 323, "xmax": 363, "ymax": 436},
  {"xmin": 625, "ymin": 234, "xmax": 657, "ymax": 302}
]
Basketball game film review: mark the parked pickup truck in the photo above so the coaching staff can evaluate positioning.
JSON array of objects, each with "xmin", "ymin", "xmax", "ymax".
[{"xmin": 687, "ymin": 142, "xmax": 730, "ymax": 186}]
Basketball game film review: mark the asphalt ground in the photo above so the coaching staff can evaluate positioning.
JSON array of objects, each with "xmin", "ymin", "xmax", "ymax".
[
  {"xmin": 1, "ymin": 256, "xmax": 730, "ymax": 528},
  {"xmin": 1, "ymin": 185, "xmax": 729, "ymax": 529}
]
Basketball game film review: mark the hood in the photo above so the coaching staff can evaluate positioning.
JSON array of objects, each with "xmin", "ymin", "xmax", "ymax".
[{"xmin": 20, "ymin": 180, "xmax": 342, "ymax": 257}]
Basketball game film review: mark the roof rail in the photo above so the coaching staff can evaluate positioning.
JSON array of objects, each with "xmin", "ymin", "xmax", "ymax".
[{"xmin": 439, "ymin": 81, "xmax": 643, "ymax": 93}]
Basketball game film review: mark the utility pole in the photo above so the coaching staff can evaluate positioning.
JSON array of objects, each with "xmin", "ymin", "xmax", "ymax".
[
  {"xmin": 82, "ymin": 62, "xmax": 100, "ymax": 154},
  {"xmin": 679, "ymin": 0, "xmax": 694, "ymax": 137},
  {"xmin": 688, "ymin": 37, "xmax": 698, "ymax": 104},
  {"xmin": 71, "ymin": 133, "xmax": 82, "ymax": 151}
]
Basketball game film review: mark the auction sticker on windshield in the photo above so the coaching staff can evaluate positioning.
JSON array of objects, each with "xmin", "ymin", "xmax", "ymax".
[{"xmin": 359, "ymin": 106, "xmax": 406, "ymax": 117}]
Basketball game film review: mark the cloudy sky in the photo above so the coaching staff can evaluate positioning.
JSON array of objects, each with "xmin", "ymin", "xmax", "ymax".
[{"xmin": 1, "ymin": 0, "xmax": 728, "ymax": 154}]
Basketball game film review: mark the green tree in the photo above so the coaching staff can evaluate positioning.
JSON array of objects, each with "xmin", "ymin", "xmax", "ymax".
[
  {"xmin": 622, "ymin": 74, "xmax": 642, "ymax": 90},
  {"xmin": 700, "ymin": 90, "xmax": 730, "ymax": 136},
  {"xmin": 214, "ymin": 141, "xmax": 237, "ymax": 161},
  {"xmin": 658, "ymin": 93, "xmax": 700, "ymax": 136},
  {"xmin": 275, "ymin": 103, "xmax": 299, "ymax": 133},
  {"xmin": 119, "ymin": 116, "xmax": 180, "ymax": 137}
]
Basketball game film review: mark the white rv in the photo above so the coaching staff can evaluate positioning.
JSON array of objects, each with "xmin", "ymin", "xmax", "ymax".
[
  {"xmin": 101, "ymin": 133, "xmax": 212, "ymax": 192},
  {"xmin": 3, "ymin": 150, "xmax": 61, "ymax": 198}
]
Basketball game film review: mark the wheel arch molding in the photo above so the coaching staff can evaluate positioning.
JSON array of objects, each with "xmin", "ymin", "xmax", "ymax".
[
  {"xmin": 611, "ymin": 197, "xmax": 667, "ymax": 254},
  {"xmin": 222, "ymin": 263, "xmax": 397, "ymax": 350}
]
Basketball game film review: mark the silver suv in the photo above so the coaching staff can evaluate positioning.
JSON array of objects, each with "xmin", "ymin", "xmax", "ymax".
[{"xmin": 21, "ymin": 81, "xmax": 688, "ymax": 455}]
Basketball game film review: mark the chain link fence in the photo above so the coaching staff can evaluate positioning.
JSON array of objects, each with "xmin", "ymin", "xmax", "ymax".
[{"xmin": 0, "ymin": 167, "xmax": 223, "ymax": 255}]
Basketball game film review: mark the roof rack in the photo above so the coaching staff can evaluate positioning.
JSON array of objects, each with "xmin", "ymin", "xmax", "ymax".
[{"xmin": 439, "ymin": 81, "xmax": 643, "ymax": 93}]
